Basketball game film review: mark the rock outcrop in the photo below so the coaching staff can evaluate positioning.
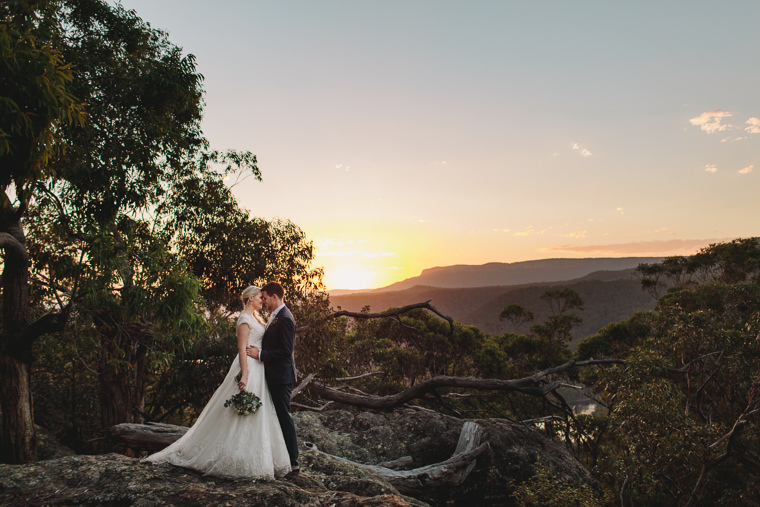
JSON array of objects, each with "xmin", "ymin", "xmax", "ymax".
[
  {"xmin": 1, "ymin": 408, "xmax": 597, "ymax": 506},
  {"xmin": 0, "ymin": 452, "xmax": 426, "ymax": 506},
  {"xmin": 294, "ymin": 408, "xmax": 597, "ymax": 505}
]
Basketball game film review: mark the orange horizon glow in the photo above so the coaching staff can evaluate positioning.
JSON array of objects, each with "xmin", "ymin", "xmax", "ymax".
[
  {"xmin": 313, "ymin": 231, "xmax": 731, "ymax": 291},
  {"xmin": 309, "ymin": 220, "xmax": 428, "ymax": 291}
]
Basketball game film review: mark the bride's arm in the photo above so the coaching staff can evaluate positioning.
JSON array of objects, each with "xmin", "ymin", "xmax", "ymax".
[{"xmin": 236, "ymin": 323, "xmax": 250, "ymax": 391}]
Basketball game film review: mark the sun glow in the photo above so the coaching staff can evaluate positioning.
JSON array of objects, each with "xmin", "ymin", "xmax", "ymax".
[
  {"xmin": 308, "ymin": 221, "xmax": 434, "ymax": 291},
  {"xmin": 325, "ymin": 264, "xmax": 378, "ymax": 291}
]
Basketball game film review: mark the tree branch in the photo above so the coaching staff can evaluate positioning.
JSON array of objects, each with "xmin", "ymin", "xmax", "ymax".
[
  {"xmin": 23, "ymin": 312, "xmax": 69, "ymax": 344},
  {"xmin": 310, "ymin": 359, "xmax": 624, "ymax": 410},
  {"xmin": 297, "ymin": 300, "xmax": 455, "ymax": 334},
  {"xmin": 670, "ymin": 351, "xmax": 723, "ymax": 373},
  {"xmin": 335, "ymin": 371, "xmax": 385, "ymax": 382}
]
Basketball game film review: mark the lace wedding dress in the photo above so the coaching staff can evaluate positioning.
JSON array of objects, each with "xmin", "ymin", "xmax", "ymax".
[{"xmin": 144, "ymin": 313, "xmax": 292, "ymax": 479}]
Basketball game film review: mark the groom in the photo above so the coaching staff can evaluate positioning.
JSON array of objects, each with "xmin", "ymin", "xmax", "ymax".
[{"xmin": 247, "ymin": 282, "xmax": 300, "ymax": 476}]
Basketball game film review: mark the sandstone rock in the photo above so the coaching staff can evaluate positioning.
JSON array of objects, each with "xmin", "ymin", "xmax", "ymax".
[
  {"xmin": 8, "ymin": 407, "xmax": 597, "ymax": 506},
  {"xmin": 0, "ymin": 452, "xmax": 428, "ymax": 507}
]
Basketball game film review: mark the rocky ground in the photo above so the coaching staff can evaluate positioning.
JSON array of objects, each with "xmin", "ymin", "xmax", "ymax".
[{"xmin": 0, "ymin": 408, "xmax": 598, "ymax": 506}]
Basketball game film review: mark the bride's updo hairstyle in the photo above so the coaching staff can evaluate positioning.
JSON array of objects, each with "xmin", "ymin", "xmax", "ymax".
[{"xmin": 240, "ymin": 285, "xmax": 261, "ymax": 307}]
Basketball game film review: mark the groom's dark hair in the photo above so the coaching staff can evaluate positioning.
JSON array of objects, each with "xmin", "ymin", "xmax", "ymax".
[{"xmin": 261, "ymin": 281, "xmax": 284, "ymax": 299}]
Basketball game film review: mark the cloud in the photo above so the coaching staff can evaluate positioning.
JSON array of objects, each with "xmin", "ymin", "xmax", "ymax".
[
  {"xmin": 739, "ymin": 164, "xmax": 754, "ymax": 174},
  {"xmin": 705, "ymin": 164, "xmax": 718, "ymax": 173},
  {"xmin": 561, "ymin": 231, "xmax": 587, "ymax": 238},
  {"xmin": 571, "ymin": 143, "xmax": 592, "ymax": 157},
  {"xmin": 514, "ymin": 227, "xmax": 545, "ymax": 237},
  {"xmin": 746, "ymin": 118, "xmax": 760, "ymax": 134},
  {"xmin": 543, "ymin": 238, "xmax": 727, "ymax": 256},
  {"xmin": 690, "ymin": 110, "xmax": 733, "ymax": 134},
  {"xmin": 655, "ymin": 227, "xmax": 676, "ymax": 235}
]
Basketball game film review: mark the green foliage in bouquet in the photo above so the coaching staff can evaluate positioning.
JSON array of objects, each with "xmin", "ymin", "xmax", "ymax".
[{"xmin": 225, "ymin": 373, "xmax": 262, "ymax": 415}]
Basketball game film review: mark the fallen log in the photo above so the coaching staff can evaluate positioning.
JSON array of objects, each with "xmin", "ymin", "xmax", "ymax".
[
  {"xmin": 109, "ymin": 422, "xmax": 188, "ymax": 452},
  {"xmin": 110, "ymin": 419, "xmax": 489, "ymax": 496},
  {"xmin": 111, "ymin": 375, "xmax": 314, "ymax": 451},
  {"xmin": 377, "ymin": 455, "xmax": 414, "ymax": 470},
  {"xmin": 304, "ymin": 421, "xmax": 489, "ymax": 496}
]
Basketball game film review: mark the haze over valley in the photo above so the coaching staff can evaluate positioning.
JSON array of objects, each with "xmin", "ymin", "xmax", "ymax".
[{"xmin": 329, "ymin": 257, "xmax": 662, "ymax": 347}]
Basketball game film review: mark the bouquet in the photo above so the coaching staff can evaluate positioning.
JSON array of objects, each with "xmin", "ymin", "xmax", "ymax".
[{"xmin": 225, "ymin": 373, "xmax": 262, "ymax": 415}]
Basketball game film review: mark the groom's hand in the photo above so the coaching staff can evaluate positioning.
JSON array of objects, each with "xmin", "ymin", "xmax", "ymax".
[{"xmin": 246, "ymin": 345, "xmax": 260, "ymax": 359}]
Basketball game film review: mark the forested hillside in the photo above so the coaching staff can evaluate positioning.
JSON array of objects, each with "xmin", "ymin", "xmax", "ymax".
[{"xmin": 330, "ymin": 267, "xmax": 655, "ymax": 347}]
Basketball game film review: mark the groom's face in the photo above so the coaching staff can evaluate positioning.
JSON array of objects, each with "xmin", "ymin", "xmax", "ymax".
[
  {"xmin": 261, "ymin": 291, "xmax": 271, "ymax": 310},
  {"xmin": 261, "ymin": 291, "xmax": 275, "ymax": 310}
]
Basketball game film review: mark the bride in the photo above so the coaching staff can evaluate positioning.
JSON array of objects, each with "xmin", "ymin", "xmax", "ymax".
[{"xmin": 144, "ymin": 286, "xmax": 292, "ymax": 479}]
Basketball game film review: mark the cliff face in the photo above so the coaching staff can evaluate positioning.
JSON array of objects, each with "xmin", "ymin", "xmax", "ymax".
[{"xmin": 1, "ymin": 409, "xmax": 597, "ymax": 506}]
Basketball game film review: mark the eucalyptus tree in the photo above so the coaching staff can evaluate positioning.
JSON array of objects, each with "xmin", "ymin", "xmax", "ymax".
[
  {"xmin": 530, "ymin": 288, "xmax": 584, "ymax": 344},
  {"xmin": 156, "ymin": 170, "xmax": 323, "ymax": 313},
  {"xmin": 581, "ymin": 241, "xmax": 760, "ymax": 504},
  {"xmin": 0, "ymin": 0, "xmax": 86, "ymax": 463},
  {"xmin": 498, "ymin": 303, "xmax": 534, "ymax": 331},
  {"xmin": 25, "ymin": 0, "xmax": 227, "ymax": 433},
  {"xmin": 25, "ymin": 0, "xmax": 326, "ymax": 437},
  {"xmin": 25, "ymin": 0, "xmax": 287, "ymax": 434}
]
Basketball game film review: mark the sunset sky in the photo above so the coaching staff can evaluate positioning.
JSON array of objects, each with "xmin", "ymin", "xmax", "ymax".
[{"xmin": 115, "ymin": 1, "xmax": 759, "ymax": 290}]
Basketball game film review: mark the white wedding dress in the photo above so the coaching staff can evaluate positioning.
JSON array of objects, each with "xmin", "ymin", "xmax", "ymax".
[{"xmin": 144, "ymin": 313, "xmax": 292, "ymax": 479}]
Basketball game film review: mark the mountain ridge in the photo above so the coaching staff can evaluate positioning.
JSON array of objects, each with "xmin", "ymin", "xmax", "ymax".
[
  {"xmin": 331, "ymin": 257, "xmax": 663, "ymax": 294},
  {"xmin": 328, "ymin": 258, "xmax": 663, "ymax": 347}
]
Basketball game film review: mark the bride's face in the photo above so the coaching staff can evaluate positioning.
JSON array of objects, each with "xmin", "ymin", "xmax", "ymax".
[{"xmin": 249, "ymin": 292, "xmax": 263, "ymax": 311}]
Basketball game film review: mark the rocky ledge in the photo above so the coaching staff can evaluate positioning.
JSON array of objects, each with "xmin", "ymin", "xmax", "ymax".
[{"xmin": 0, "ymin": 408, "xmax": 597, "ymax": 506}]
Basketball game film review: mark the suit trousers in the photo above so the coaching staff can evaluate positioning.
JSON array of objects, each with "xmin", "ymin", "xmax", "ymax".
[{"xmin": 268, "ymin": 382, "xmax": 299, "ymax": 467}]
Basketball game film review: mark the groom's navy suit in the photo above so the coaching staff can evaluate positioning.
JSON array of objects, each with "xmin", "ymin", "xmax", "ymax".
[{"xmin": 260, "ymin": 305, "xmax": 299, "ymax": 468}]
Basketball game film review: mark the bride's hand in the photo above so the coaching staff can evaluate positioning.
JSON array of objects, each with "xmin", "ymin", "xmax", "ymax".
[{"xmin": 237, "ymin": 376, "xmax": 247, "ymax": 391}]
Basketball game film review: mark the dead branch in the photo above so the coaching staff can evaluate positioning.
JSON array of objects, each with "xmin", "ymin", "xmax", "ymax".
[
  {"xmin": 377, "ymin": 456, "xmax": 414, "ymax": 470},
  {"xmin": 305, "ymin": 421, "xmax": 489, "ymax": 495},
  {"xmin": 291, "ymin": 401, "xmax": 334, "ymax": 412},
  {"xmin": 335, "ymin": 371, "xmax": 385, "ymax": 382},
  {"xmin": 293, "ymin": 373, "xmax": 315, "ymax": 398},
  {"xmin": 310, "ymin": 359, "xmax": 624, "ymax": 410},
  {"xmin": 297, "ymin": 300, "xmax": 455, "ymax": 334}
]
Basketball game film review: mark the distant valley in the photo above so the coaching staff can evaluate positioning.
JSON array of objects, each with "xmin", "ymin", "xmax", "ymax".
[{"xmin": 328, "ymin": 257, "xmax": 663, "ymax": 348}]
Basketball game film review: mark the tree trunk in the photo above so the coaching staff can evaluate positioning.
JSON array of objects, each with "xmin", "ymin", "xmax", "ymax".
[
  {"xmin": 98, "ymin": 354, "xmax": 132, "ymax": 430},
  {"xmin": 0, "ymin": 212, "xmax": 36, "ymax": 463},
  {"xmin": 0, "ymin": 354, "xmax": 35, "ymax": 463},
  {"xmin": 97, "ymin": 322, "xmax": 153, "ymax": 429}
]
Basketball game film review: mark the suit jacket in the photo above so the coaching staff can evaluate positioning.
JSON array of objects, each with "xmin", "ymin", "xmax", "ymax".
[{"xmin": 260, "ymin": 305, "xmax": 297, "ymax": 385}]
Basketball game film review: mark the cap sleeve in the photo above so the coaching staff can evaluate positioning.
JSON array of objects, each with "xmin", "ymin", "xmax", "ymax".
[{"xmin": 236, "ymin": 312, "xmax": 255, "ymax": 329}]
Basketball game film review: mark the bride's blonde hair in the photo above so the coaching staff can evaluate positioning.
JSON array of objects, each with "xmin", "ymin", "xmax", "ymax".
[{"xmin": 240, "ymin": 285, "xmax": 261, "ymax": 306}]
